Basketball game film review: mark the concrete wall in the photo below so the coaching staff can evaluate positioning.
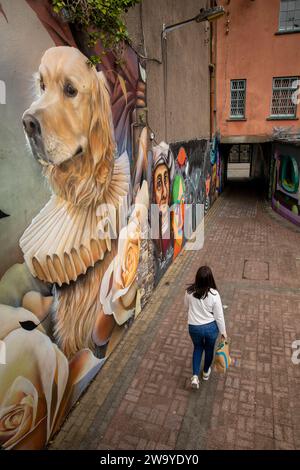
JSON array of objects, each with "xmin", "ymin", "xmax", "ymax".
[
  {"xmin": 0, "ymin": 0, "xmax": 53, "ymax": 276},
  {"xmin": 127, "ymin": 0, "xmax": 211, "ymax": 143},
  {"xmin": 216, "ymin": 0, "xmax": 300, "ymax": 142},
  {"xmin": 227, "ymin": 162, "xmax": 250, "ymax": 179}
]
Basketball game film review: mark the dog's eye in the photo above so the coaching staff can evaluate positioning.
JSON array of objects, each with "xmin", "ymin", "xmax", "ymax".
[{"xmin": 64, "ymin": 83, "xmax": 78, "ymax": 98}]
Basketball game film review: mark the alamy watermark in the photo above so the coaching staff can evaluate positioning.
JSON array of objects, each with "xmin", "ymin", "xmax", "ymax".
[
  {"xmin": 0, "ymin": 80, "xmax": 6, "ymax": 104},
  {"xmin": 96, "ymin": 201, "xmax": 205, "ymax": 251},
  {"xmin": 292, "ymin": 80, "xmax": 300, "ymax": 105},
  {"xmin": 291, "ymin": 340, "xmax": 300, "ymax": 365},
  {"xmin": 0, "ymin": 340, "xmax": 6, "ymax": 365}
]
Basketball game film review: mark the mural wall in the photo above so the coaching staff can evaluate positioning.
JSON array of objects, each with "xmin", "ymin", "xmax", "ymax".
[
  {"xmin": 271, "ymin": 143, "xmax": 300, "ymax": 227},
  {"xmin": 0, "ymin": 2, "xmax": 218, "ymax": 450},
  {"xmin": 150, "ymin": 139, "xmax": 221, "ymax": 286}
]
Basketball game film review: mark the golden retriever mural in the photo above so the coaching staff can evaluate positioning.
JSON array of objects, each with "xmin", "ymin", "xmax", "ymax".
[
  {"xmin": 20, "ymin": 46, "xmax": 149, "ymax": 357},
  {"xmin": 21, "ymin": 47, "xmax": 123, "ymax": 357},
  {"xmin": 0, "ymin": 46, "xmax": 149, "ymax": 449}
]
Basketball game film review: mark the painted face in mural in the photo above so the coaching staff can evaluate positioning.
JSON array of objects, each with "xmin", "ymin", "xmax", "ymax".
[
  {"xmin": 152, "ymin": 143, "xmax": 175, "ymax": 222},
  {"xmin": 154, "ymin": 163, "xmax": 170, "ymax": 213},
  {"xmin": 151, "ymin": 143, "xmax": 174, "ymax": 263}
]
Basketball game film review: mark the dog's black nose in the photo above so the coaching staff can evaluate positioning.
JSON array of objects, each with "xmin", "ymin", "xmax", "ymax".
[{"xmin": 22, "ymin": 114, "xmax": 41, "ymax": 138}]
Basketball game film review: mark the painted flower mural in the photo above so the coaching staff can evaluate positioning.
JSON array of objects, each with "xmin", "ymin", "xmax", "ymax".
[
  {"xmin": 0, "ymin": 304, "xmax": 103, "ymax": 449},
  {"xmin": 100, "ymin": 181, "xmax": 149, "ymax": 325},
  {"xmin": 0, "ymin": 305, "xmax": 68, "ymax": 449}
]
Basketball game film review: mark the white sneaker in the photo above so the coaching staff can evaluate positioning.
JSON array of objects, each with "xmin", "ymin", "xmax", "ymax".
[
  {"xmin": 191, "ymin": 375, "xmax": 199, "ymax": 389},
  {"xmin": 202, "ymin": 367, "xmax": 211, "ymax": 381}
]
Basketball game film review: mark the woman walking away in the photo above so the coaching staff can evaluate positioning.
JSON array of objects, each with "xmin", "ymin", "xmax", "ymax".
[{"xmin": 185, "ymin": 266, "xmax": 227, "ymax": 389}]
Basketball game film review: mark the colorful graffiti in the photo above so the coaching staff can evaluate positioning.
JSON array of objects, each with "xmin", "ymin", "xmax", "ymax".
[
  {"xmin": 271, "ymin": 149, "xmax": 300, "ymax": 226},
  {"xmin": 170, "ymin": 139, "xmax": 217, "ymax": 222},
  {"xmin": 150, "ymin": 140, "xmax": 219, "ymax": 284},
  {"xmin": 172, "ymin": 175, "xmax": 185, "ymax": 260}
]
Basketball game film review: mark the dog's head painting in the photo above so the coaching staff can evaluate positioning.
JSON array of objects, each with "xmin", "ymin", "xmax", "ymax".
[
  {"xmin": 20, "ymin": 46, "xmax": 129, "ymax": 357},
  {"xmin": 22, "ymin": 46, "xmax": 115, "ymax": 207}
]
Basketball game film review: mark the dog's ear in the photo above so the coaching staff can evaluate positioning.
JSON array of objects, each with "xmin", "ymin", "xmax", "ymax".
[
  {"xmin": 89, "ymin": 71, "xmax": 115, "ymax": 175},
  {"xmin": 98, "ymin": 70, "xmax": 109, "ymax": 89}
]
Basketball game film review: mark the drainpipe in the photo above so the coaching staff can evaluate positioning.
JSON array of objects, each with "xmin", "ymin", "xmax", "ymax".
[{"xmin": 209, "ymin": 0, "xmax": 218, "ymax": 140}]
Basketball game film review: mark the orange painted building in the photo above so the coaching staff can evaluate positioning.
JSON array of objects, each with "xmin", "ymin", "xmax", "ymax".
[{"xmin": 215, "ymin": 0, "xmax": 300, "ymax": 144}]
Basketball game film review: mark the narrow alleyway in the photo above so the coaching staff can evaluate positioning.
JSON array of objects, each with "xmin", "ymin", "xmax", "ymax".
[{"xmin": 50, "ymin": 178, "xmax": 300, "ymax": 451}]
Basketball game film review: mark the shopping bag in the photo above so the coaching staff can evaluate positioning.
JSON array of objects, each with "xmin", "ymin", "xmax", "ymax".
[{"xmin": 214, "ymin": 338, "xmax": 231, "ymax": 373}]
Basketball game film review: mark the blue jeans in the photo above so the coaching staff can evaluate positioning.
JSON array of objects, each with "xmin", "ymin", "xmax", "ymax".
[{"xmin": 189, "ymin": 321, "xmax": 219, "ymax": 376}]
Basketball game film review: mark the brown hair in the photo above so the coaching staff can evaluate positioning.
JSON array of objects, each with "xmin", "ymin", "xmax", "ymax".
[{"xmin": 187, "ymin": 265, "xmax": 217, "ymax": 299}]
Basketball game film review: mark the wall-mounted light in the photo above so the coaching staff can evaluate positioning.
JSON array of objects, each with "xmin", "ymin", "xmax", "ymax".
[
  {"xmin": 196, "ymin": 6, "xmax": 226, "ymax": 23},
  {"xmin": 162, "ymin": 6, "xmax": 225, "ymax": 38}
]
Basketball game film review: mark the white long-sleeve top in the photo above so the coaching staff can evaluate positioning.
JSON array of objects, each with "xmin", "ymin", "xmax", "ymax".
[{"xmin": 184, "ymin": 289, "xmax": 227, "ymax": 337}]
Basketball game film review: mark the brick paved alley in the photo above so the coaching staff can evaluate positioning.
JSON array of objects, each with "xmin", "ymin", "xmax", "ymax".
[{"xmin": 50, "ymin": 179, "xmax": 300, "ymax": 451}]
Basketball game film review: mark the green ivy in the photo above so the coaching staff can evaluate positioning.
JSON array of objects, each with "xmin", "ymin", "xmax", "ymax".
[{"xmin": 51, "ymin": 0, "xmax": 141, "ymax": 65}]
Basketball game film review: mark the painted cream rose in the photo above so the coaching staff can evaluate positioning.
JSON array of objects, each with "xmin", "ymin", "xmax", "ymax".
[
  {"xmin": 100, "ymin": 181, "xmax": 149, "ymax": 325},
  {"xmin": 100, "ymin": 219, "xmax": 140, "ymax": 325},
  {"xmin": 121, "ymin": 237, "xmax": 139, "ymax": 288},
  {"xmin": 116, "ymin": 219, "xmax": 141, "ymax": 306},
  {"xmin": 0, "ymin": 306, "xmax": 68, "ymax": 449},
  {"xmin": 0, "ymin": 304, "xmax": 102, "ymax": 449}
]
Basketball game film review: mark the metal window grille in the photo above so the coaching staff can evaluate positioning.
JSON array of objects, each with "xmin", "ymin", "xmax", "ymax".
[
  {"xmin": 279, "ymin": 0, "xmax": 300, "ymax": 32},
  {"xmin": 230, "ymin": 80, "xmax": 246, "ymax": 118},
  {"xmin": 228, "ymin": 144, "xmax": 252, "ymax": 163},
  {"xmin": 271, "ymin": 77, "xmax": 298, "ymax": 116}
]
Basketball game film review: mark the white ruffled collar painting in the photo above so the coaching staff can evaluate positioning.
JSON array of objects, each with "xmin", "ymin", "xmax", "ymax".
[{"xmin": 19, "ymin": 151, "xmax": 131, "ymax": 286}]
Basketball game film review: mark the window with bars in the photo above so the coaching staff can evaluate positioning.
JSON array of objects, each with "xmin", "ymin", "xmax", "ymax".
[
  {"xmin": 279, "ymin": 0, "xmax": 300, "ymax": 32},
  {"xmin": 270, "ymin": 77, "xmax": 298, "ymax": 117},
  {"xmin": 228, "ymin": 144, "xmax": 252, "ymax": 163},
  {"xmin": 230, "ymin": 80, "xmax": 246, "ymax": 118}
]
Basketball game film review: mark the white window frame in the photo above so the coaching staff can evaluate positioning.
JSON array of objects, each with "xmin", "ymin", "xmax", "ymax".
[
  {"xmin": 279, "ymin": 0, "xmax": 300, "ymax": 32},
  {"xmin": 270, "ymin": 76, "xmax": 299, "ymax": 118},
  {"xmin": 230, "ymin": 79, "xmax": 246, "ymax": 119}
]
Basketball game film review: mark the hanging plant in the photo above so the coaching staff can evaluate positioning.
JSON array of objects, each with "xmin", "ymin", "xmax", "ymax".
[{"xmin": 51, "ymin": 0, "xmax": 141, "ymax": 66}]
